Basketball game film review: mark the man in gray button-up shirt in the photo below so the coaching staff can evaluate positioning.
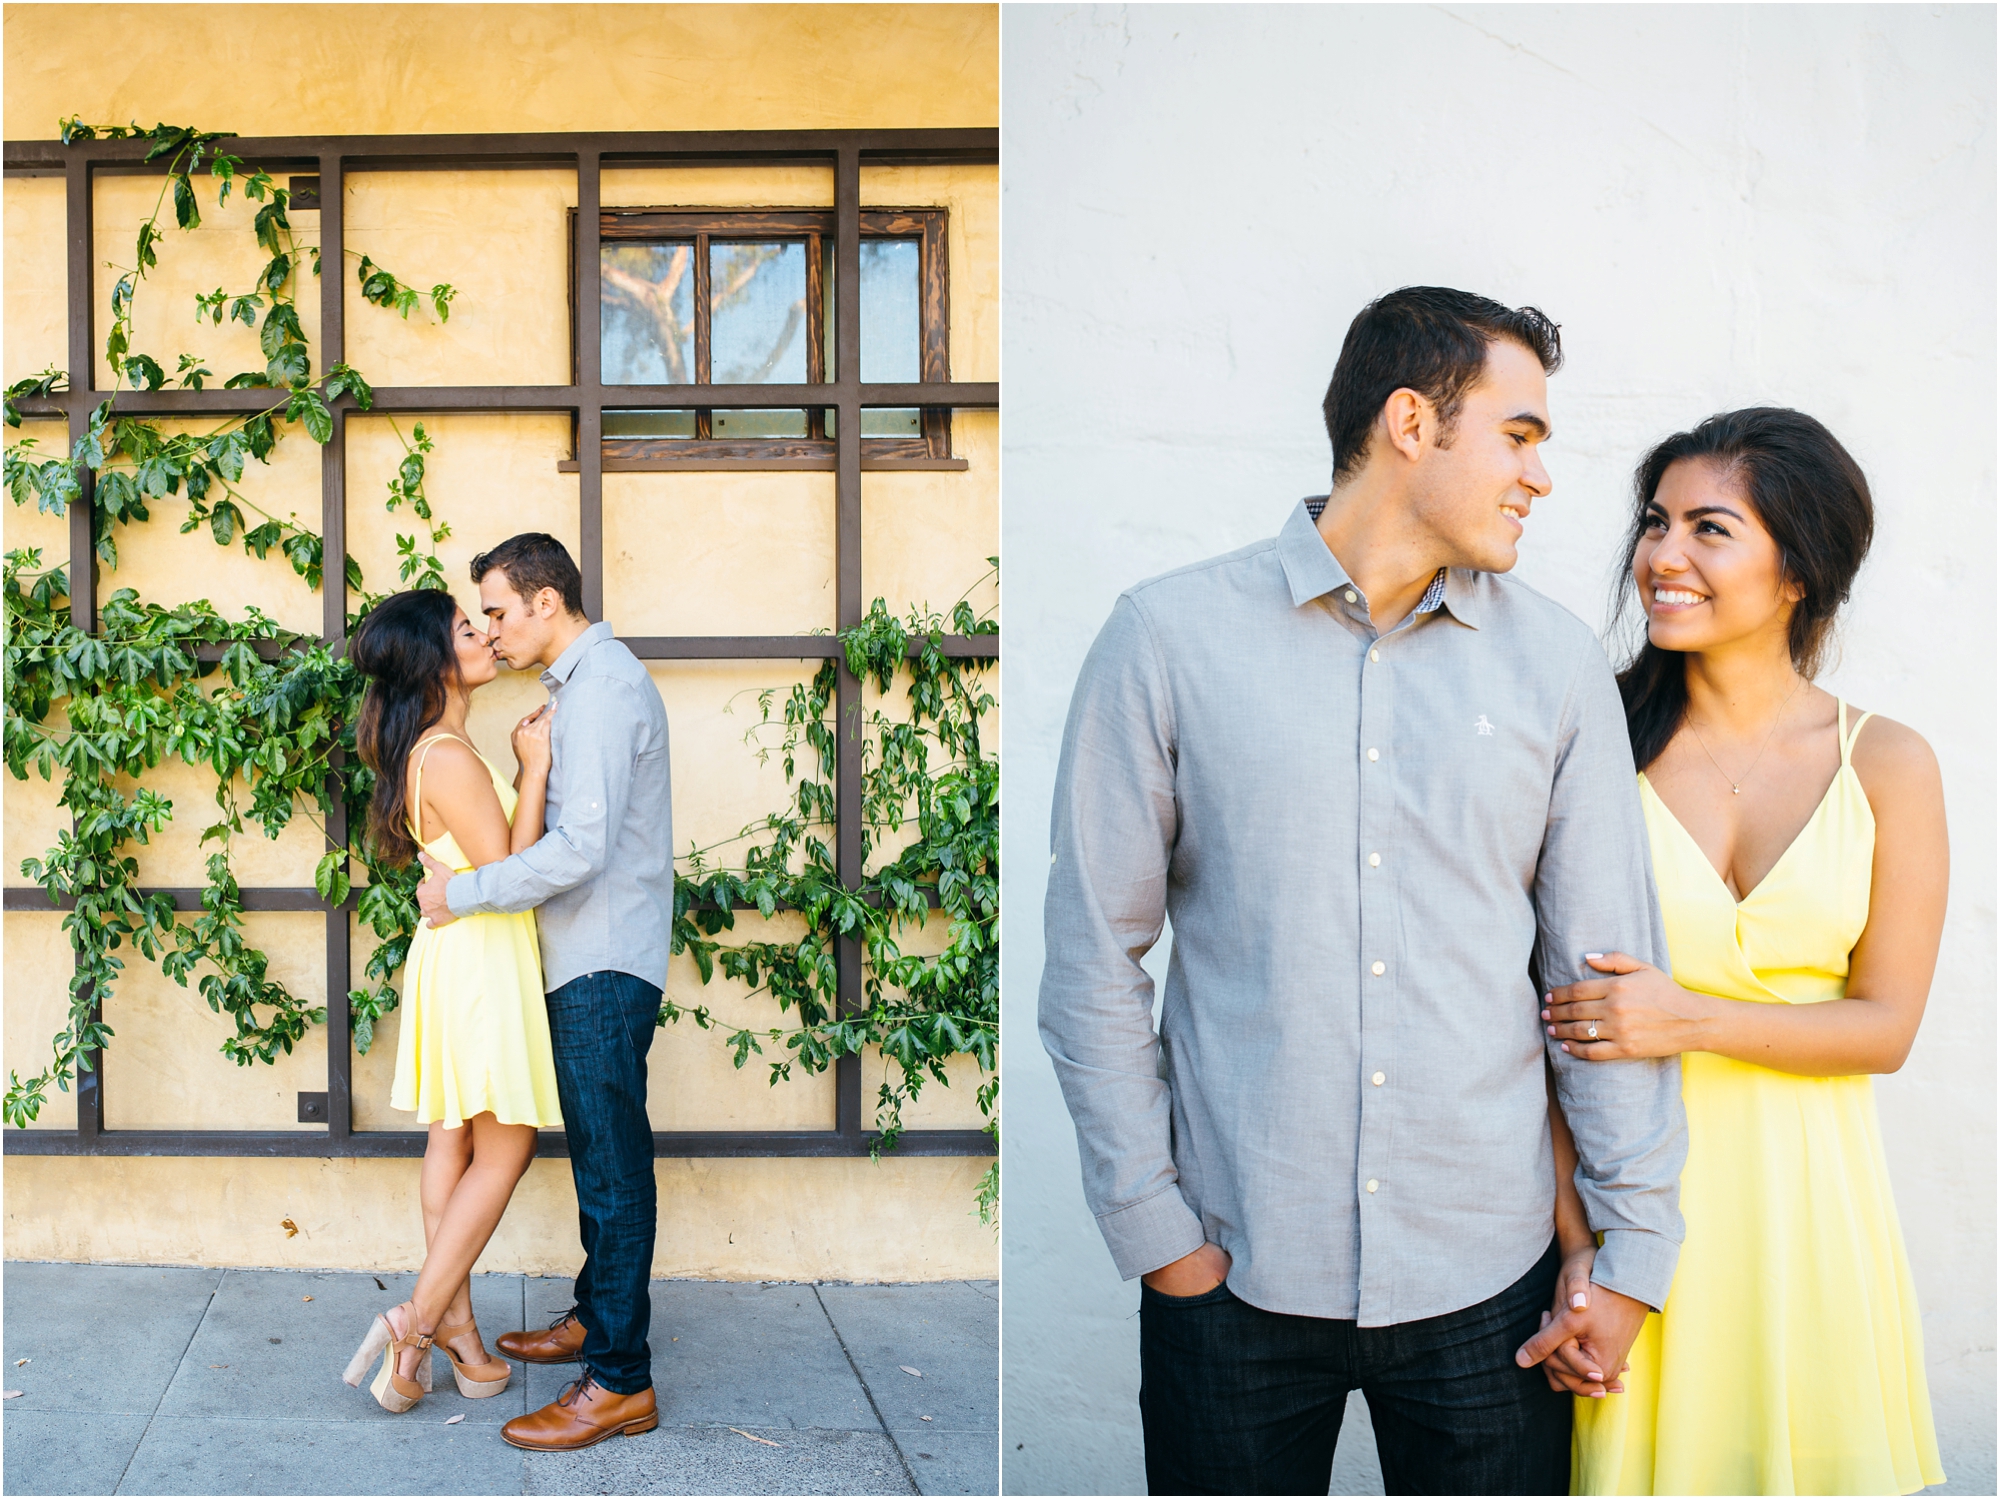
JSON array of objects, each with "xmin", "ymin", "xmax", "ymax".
[
  {"xmin": 1040, "ymin": 289, "xmax": 1688, "ymax": 1495},
  {"xmin": 414, "ymin": 533, "xmax": 672, "ymax": 1444}
]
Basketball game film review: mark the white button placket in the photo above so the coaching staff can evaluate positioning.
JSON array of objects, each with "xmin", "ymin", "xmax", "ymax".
[{"xmin": 1355, "ymin": 620, "xmax": 1396, "ymax": 1316}]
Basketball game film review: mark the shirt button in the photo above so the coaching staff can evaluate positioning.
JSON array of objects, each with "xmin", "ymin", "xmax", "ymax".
[
  {"xmin": 1369, "ymin": 648, "xmax": 1380, "ymax": 663},
  {"xmin": 1366, "ymin": 1179, "xmax": 1379, "ymax": 1193},
  {"xmin": 1367, "ymin": 747, "xmax": 1380, "ymax": 762},
  {"xmin": 1344, "ymin": 589, "xmax": 1358, "ymax": 603},
  {"xmin": 1372, "ymin": 1071, "xmax": 1385, "ymax": 1086},
  {"xmin": 1368, "ymin": 852, "xmax": 1381, "ymax": 867},
  {"xmin": 1371, "ymin": 960, "xmax": 1386, "ymax": 976}
]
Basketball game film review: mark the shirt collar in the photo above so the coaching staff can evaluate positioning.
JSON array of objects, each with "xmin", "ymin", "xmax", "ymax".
[
  {"xmin": 1283, "ymin": 497, "xmax": 1483, "ymax": 630},
  {"xmin": 541, "ymin": 619, "xmax": 614, "ymax": 688},
  {"xmin": 1277, "ymin": 498, "xmax": 1351, "ymax": 607}
]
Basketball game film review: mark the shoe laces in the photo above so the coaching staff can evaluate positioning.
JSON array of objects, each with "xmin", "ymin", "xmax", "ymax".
[{"xmin": 558, "ymin": 1368, "xmax": 603, "ymax": 1408}]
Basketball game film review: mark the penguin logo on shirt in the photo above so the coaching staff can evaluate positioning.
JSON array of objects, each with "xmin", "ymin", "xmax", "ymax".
[{"xmin": 1474, "ymin": 715, "xmax": 1495, "ymax": 736}]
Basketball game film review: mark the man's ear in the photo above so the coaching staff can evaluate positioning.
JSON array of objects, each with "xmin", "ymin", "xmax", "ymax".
[
  {"xmin": 1380, "ymin": 387, "xmax": 1429, "ymax": 464},
  {"xmin": 533, "ymin": 586, "xmax": 561, "ymax": 618}
]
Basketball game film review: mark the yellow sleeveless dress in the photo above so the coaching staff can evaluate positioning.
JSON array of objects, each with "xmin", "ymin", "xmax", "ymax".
[
  {"xmin": 1572, "ymin": 702, "xmax": 1943, "ymax": 1495},
  {"xmin": 389, "ymin": 734, "xmax": 563, "ymax": 1130}
]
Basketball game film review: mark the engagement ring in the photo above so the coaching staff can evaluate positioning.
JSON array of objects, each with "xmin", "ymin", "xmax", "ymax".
[{"xmin": 1587, "ymin": 1024, "xmax": 1599, "ymax": 1039}]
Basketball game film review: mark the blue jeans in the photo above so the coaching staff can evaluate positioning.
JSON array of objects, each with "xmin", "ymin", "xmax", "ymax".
[
  {"xmin": 1139, "ymin": 1238, "xmax": 1571, "ymax": 1495},
  {"xmin": 545, "ymin": 970, "xmax": 661, "ymax": 1396}
]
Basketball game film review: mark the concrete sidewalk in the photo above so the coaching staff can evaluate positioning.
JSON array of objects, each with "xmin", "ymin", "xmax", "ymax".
[{"xmin": 1, "ymin": 1262, "xmax": 996, "ymax": 1496}]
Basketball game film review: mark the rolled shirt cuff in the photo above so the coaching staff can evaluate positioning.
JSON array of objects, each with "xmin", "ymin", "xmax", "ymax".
[
  {"xmin": 1096, "ymin": 1185, "xmax": 1207, "ymax": 1281},
  {"xmin": 1590, "ymin": 1227, "xmax": 1681, "ymax": 1313},
  {"xmin": 443, "ymin": 869, "xmax": 485, "ymax": 919}
]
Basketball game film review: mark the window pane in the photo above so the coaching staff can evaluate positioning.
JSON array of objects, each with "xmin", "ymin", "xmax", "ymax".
[
  {"xmin": 712, "ymin": 409, "xmax": 808, "ymax": 439},
  {"xmin": 861, "ymin": 409, "xmax": 921, "ymax": 437},
  {"xmin": 605, "ymin": 410, "xmax": 696, "ymax": 439},
  {"xmin": 860, "ymin": 239, "xmax": 921, "ymax": 383},
  {"xmin": 711, "ymin": 240, "xmax": 807, "ymax": 384},
  {"xmin": 826, "ymin": 409, "xmax": 924, "ymax": 438},
  {"xmin": 601, "ymin": 243, "xmax": 694, "ymax": 384}
]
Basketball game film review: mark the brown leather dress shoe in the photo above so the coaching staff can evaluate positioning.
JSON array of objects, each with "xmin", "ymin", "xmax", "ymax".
[
  {"xmin": 495, "ymin": 1310, "xmax": 587, "ymax": 1365},
  {"xmin": 501, "ymin": 1372, "xmax": 658, "ymax": 1451}
]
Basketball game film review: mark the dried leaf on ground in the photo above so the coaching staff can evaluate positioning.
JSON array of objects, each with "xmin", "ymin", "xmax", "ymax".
[
  {"xmin": 899, "ymin": 1365, "xmax": 923, "ymax": 1377},
  {"xmin": 302, "ymin": 1296, "xmax": 313, "ymax": 1302},
  {"xmin": 281, "ymin": 1218, "xmax": 299, "ymax": 1238},
  {"xmin": 2, "ymin": 1391, "xmax": 20, "ymax": 1399},
  {"xmin": 374, "ymin": 1276, "xmax": 387, "ymax": 1290},
  {"xmin": 728, "ymin": 1427, "xmax": 782, "ymax": 1448},
  {"xmin": 12, "ymin": 1359, "xmax": 26, "ymax": 1367},
  {"xmin": 444, "ymin": 1414, "xmax": 464, "ymax": 1425}
]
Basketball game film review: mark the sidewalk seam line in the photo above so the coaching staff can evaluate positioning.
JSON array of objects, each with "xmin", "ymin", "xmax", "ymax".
[
  {"xmin": 114, "ymin": 1265, "xmax": 223, "ymax": 1496},
  {"xmin": 810, "ymin": 1282, "xmax": 921, "ymax": 1496}
]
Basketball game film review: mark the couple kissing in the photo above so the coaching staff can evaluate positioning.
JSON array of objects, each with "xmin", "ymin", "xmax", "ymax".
[{"xmin": 336, "ymin": 533, "xmax": 673, "ymax": 1453}]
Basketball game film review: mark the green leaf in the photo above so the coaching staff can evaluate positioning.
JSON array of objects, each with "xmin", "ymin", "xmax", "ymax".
[
  {"xmin": 172, "ymin": 173, "xmax": 200, "ymax": 230},
  {"xmin": 266, "ymin": 342, "xmax": 311, "ymax": 387},
  {"xmin": 259, "ymin": 302, "xmax": 304, "ymax": 358},
  {"xmin": 209, "ymin": 500, "xmax": 241, "ymax": 546},
  {"xmin": 288, "ymin": 389, "xmax": 334, "ymax": 445},
  {"xmin": 122, "ymin": 354, "xmax": 166, "ymax": 392},
  {"xmin": 252, "ymin": 200, "xmax": 289, "ymax": 257},
  {"xmin": 314, "ymin": 849, "xmax": 350, "ymax": 907},
  {"xmin": 261, "ymin": 254, "xmax": 291, "ymax": 295}
]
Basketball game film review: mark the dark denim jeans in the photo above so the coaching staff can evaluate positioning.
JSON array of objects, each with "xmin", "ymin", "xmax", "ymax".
[
  {"xmin": 545, "ymin": 969, "xmax": 662, "ymax": 1396},
  {"xmin": 1140, "ymin": 1238, "xmax": 1570, "ymax": 1496}
]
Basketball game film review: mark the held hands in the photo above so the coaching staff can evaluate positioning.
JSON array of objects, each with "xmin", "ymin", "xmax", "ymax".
[
  {"xmin": 1516, "ymin": 1259, "xmax": 1647, "ymax": 1401},
  {"xmin": 416, "ymin": 851, "xmax": 457, "ymax": 929},
  {"xmin": 1141, "ymin": 1241, "xmax": 1232, "ymax": 1298},
  {"xmin": 1544, "ymin": 952, "xmax": 1710, "ymax": 1061},
  {"xmin": 1529, "ymin": 1241, "xmax": 1628, "ymax": 1397},
  {"xmin": 511, "ymin": 701, "xmax": 555, "ymax": 777}
]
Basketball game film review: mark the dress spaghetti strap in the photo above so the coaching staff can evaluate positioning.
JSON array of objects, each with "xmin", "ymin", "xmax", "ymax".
[
  {"xmin": 408, "ymin": 732, "xmax": 477, "ymax": 845},
  {"xmin": 1838, "ymin": 698, "xmax": 1875, "ymax": 766}
]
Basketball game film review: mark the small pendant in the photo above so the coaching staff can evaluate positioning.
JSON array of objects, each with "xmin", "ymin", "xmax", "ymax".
[{"xmin": 1732, "ymin": 786, "xmax": 1741, "ymax": 794}]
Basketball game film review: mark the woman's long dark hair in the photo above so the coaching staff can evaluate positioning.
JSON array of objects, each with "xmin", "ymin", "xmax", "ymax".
[
  {"xmin": 349, "ymin": 590, "xmax": 463, "ymax": 865},
  {"xmin": 1612, "ymin": 407, "xmax": 1874, "ymax": 772}
]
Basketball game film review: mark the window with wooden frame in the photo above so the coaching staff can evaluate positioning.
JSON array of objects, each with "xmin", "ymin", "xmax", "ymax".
[{"xmin": 584, "ymin": 207, "xmax": 956, "ymax": 469}]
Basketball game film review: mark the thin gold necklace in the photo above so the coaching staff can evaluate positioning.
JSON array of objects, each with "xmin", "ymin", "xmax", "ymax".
[{"xmin": 1685, "ymin": 677, "xmax": 1804, "ymax": 795}]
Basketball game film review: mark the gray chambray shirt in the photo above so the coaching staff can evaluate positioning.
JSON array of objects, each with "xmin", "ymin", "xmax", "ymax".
[
  {"xmin": 1039, "ymin": 501, "xmax": 1688, "ymax": 1326},
  {"xmin": 446, "ymin": 621, "xmax": 674, "ymax": 992}
]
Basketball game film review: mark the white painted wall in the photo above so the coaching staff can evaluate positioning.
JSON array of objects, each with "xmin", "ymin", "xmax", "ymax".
[{"xmin": 998, "ymin": 6, "xmax": 1995, "ymax": 1494}]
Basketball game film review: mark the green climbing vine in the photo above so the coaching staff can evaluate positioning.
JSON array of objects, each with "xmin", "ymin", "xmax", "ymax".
[
  {"xmin": 673, "ymin": 584, "xmax": 999, "ymax": 1219},
  {"xmin": 4, "ymin": 117, "xmax": 999, "ymax": 1216},
  {"xmin": 3, "ymin": 118, "xmax": 449, "ymax": 1122}
]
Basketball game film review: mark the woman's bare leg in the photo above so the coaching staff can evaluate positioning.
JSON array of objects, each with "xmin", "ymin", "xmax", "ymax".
[
  {"xmin": 419, "ymin": 1121, "xmax": 478, "ymax": 1327},
  {"xmin": 400, "ymin": 1112, "xmax": 537, "ymax": 1373}
]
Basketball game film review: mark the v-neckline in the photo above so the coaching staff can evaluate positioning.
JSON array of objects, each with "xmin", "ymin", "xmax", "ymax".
[{"xmin": 1639, "ymin": 768, "xmax": 1845, "ymax": 909}]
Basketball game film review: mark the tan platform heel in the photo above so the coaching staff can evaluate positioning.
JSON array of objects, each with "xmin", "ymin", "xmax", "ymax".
[
  {"xmin": 436, "ymin": 1315, "xmax": 512, "ymax": 1398},
  {"xmin": 341, "ymin": 1303, "xmax": 435, "ymax": 1412}
]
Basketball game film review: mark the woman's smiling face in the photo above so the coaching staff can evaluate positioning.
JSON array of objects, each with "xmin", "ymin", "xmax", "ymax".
[{"xmin": 1635, "ymin": 457, "xmax": 1803, "ymax": 657}]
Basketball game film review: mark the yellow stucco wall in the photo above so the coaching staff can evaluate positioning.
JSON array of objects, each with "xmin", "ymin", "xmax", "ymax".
[
  {"xmin": 3, "ymin": 6, "xmax": 998, "ymax": 138},
  {"xmin": 3, "ymin": 5, "xmax": 995, "ymax": 1280}
]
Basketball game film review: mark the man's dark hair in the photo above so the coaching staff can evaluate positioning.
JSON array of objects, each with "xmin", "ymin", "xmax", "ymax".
[
  {"xmin": 470, "ymin": 532, "xmax": 585, "ymax": 617},
  {"xmin": 1322, "ymin": 286, "xmax": 1563, "ymax": 482}
]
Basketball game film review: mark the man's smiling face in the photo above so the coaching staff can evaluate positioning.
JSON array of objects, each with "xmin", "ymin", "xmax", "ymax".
[{"xmin": 1406, "ymin": 338, "xmax": 1554, "ymax": 574}]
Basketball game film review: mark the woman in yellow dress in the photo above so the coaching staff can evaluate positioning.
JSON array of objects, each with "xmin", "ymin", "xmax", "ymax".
[
  {"xmin": 338, "ymin": 588, "xmax": 565, "ymax": 1413},
  {"xmin": 1540, "ymin": 407, "xmax": 1948, "ymax": 1494}
]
